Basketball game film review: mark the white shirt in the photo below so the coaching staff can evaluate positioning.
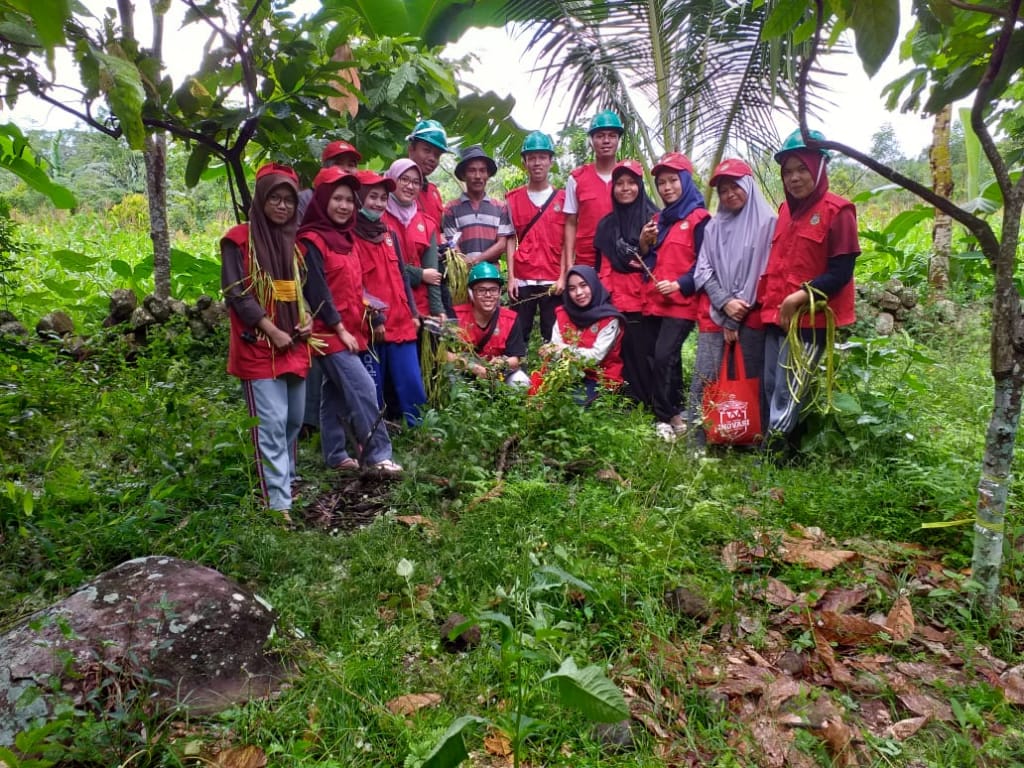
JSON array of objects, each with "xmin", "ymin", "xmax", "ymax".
[{"xmin": 563, "ymin": 170, "xmax": 613, "ymax": 215}]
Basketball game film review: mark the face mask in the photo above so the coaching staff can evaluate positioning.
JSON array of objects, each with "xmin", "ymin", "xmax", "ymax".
[{"xmin": 360, "ymin": 207, "xmax": 383, "ymax": 222}]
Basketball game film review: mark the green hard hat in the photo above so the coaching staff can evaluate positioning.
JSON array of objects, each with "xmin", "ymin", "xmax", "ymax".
[
  {"xmin": 406, "ymin": 119, "xmax": 451, "ymax": 153},
  {"xmin": 588, "ymin": 110, "xmax": 624, "ymax": 135},
  {"xmin": 521, "ymin": 130, "xmax": 555, "ymax": 155},
  {"xmin": 468, "ymin": 261, "xmax": 503, "ymax": 286},
  {"xmin": 775, "ymin": 128, "xmax": 831, "ymax": 163}
]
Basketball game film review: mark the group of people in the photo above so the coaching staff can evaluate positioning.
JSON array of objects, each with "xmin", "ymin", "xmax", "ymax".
[{"xmin": 221, "ymin": 113, "xmax": 858, "ymax": 520}]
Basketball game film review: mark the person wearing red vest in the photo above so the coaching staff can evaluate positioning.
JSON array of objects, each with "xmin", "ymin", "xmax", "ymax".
[
  {"xmin": 221, "ymin": 163, "xmax": 311, "ymax": 522},
  {"xmin": 449, "ymin": 262, "xmax": 529, "ymax": 386},
  {"xmin": 406, "ymin": 119, "xmax": 451, "ymax": 230},
  {"xmin": 506, "ymin": 131, "xmax": 566, "ymax": 346},
  {"xmin": 297, "ymin": 167, "xmax": 401, "ymax": 474},
  {"xmin": 352, "ymin": 170, "xmax": 427, "ymax": 426},
  {"xmin": 384, "ymin": 159, "xmax": 444, "ymax": 319},
  {"xmin": 539, "ymin": 265, "xmax": 624, "ymax": 404},
  {"xmin": 640, "ymin": 152, "xmax": 710, "ymax": 441},
  {"xmin": 758, "ymin": 129, "xmax": 859, "ymax": 449},
  {"xmin": 594, "ymin": 159, "xmax": 660, "ymax": 407},
  {"xmin": 563, "ymin": 111, "xmax": 623, "ymax": 274}
]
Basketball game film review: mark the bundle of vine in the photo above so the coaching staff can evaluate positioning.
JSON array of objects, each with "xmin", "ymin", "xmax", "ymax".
[
  {"xmin": 784, "ymin": 284, "xmax": 838, "ymax": 413},
  {"xmin": 442, "ymin": 245, "xmax": 470, "ymax": 305}
]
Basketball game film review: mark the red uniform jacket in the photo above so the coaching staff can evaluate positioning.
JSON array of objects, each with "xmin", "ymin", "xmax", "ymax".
[
  {"xmin": 223, "ymin": 224, "xmax": 310, "ymax": 380},
  {"xmin": 384, "ymin": 209, "xmax": 436, "ymax": 317},
  {"xmin": 355, "ymin": 233, "xmax": 418, "ymax": 344},
  {"xmin": 506, "ymin": 186, "xmax": 565, "ymax": 283},
  {"xmin": 453, "ymin": 304, "xmax": 520, "ymax": 358},
  {"xmin": 570, "ymin": 165, "xmax": 612, "ymax": 270},
  {"xmin": 418, "ymin": 182, "xmax": 444, "ymax": 231},
  {"xmin": 643, "ymin": 208, "xmax": 710, "ymax": 320},
  {"xmin": 758, "ymin": 192, "xmax": 856, "ymax": 329},
  {"xmin": 553, "ymin": 306, "xmax": 624, "ymax": 386},
  {"xmin": 298, "ymin": 231, "xmax": 369, "ymax": 353}
]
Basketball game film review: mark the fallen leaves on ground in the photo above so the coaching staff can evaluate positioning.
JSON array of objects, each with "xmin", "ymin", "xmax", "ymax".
[
  {"xmin": 215, "ymin": 746, "xmax": 267, "ymax": 768},
  {"xmin": 386, "ymin": 692, "xmax": 442, "ymax": 716}
]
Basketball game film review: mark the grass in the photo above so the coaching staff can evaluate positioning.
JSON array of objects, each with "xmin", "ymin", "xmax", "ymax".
[{"xmin": 1, "ymin": 266, "xmax": 1023, "ymax": 766}]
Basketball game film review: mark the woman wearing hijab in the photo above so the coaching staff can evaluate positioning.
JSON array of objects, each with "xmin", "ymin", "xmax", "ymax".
[
  {"xmin": 639, "ymin": 152, "xmax": 710, "ymax": 441},
  {"xmin": 352, "ymin": 170, "xmax": 427, "ymax": 426},
  {"xmin": 298, "ymin": 167, "xmax": 401, "ymax": 474},
  {"xmin": 593, "ymin": 159, "xmax": 659, "ymax": 407},
  {"xmin": 384, "ymin": 159, "xmax": 445, "ymax": 321},
  {"xmin": 540, "ymin": 265, "xmax": 625, "ymax": 404},
  {"xmin": 758, "ymin": 129, "xmax": 859, "ymax": 449},
  {"xmin": 221, "ymin": 163, "xmax": 312, "ymax": 522},
  {"xmin": 689, "ymin": 158, "xmax": 776, "ymax": 442}
]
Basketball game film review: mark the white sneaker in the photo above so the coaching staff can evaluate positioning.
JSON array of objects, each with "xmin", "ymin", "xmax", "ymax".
[
  {"xmin": 369, "ymin": 459, "xmax": 403, "ymax": 474},
  {"xmin": 655, "ymin": 422, "xmax": 677, "ymax": 442}
]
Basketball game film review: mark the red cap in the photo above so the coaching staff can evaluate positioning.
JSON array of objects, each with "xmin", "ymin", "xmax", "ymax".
[
  {"xmin": 611, "ymin": 158, "xmax": 644, "ymax": 180},
  {"xmin": 709, "ymin": 158, "xmax": 753, "ymax": 187},
  {"xmin": 255, "ymin": 162, "xmax": 299, "ymax": 185},
  {"xmin": 313, "ymin": 167, "xmax": 361, "ymax": 190},
  {"xmin": 321, "ymin": 140, "xmax": 362, "ymax": 163},
  {"xmin": 651, "ymin": 152, "xmax": 693, "ymax": 177},
  {"xmin": 354, "ymin": 169, "xmax": 396, "ymax": 193}
]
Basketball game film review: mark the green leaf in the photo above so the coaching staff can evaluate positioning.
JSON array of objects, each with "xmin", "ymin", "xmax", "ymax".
[
  {"xmin": 111, "ymin": 259, "xmax": 134, "ymax": 279},
  {"xmin": 185, "ymin": 144, "xmax": 213, "ymax": 188},
  {"xmin": 883, "ymin": 208, "xmax": 933, "ymax": 242},
  {"xmin": 761, "ymin": 0, "xmax": 808, "ymax": 39},
  {"xmin": 541, "ymin": 657, "xmax": 629, "ymax": 723},
  {"xmin": 419, "ymin": 715, "xmax": 484, "ymax": 768},
  {"xmin": 50, "ymin": 249, "xmax": 99, "ymax": 272},
  {"xmin": 848, "ymin": 0, "xmax": 899, "ymax": 77},
  {"xmin": 832, "ymin": 392, "xmax": 863, "ymax": 415},
  {"xmin": 0, "ymin": 123, "xmax": 76, "ymax": 209},
  {"xmin": 93, "ymin": 47, "xmax": 148, "ymax": 149},
  {"xmin": 28, "ymin": 0, "xmax": 70, "ymax": 51}
]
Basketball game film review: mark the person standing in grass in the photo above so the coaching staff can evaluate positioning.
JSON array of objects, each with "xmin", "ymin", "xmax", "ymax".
[
  {"xmin": 297, "ymin": 167, "xmax": 401, "ymax": 474},
  {"xmin": 221, "ymin": 163, "xmax": 311, "ymax": 522},
  {"xmin": 406, "ymin": 119, "xmax": 451, "ymax": 231},
  {"xmin": 640, "ymin": 152, "xmax": 710, "ymax": 442},
  {"xmin": 353, "ymin": 170, "xmax": 427, "ymax": 426},
  {"xmin": 688, "ymin": 158, "xmax": 775, "ymax": 443},
  {"xmin": 563, "ymin": 110, "xmax": 623, "ymax": 275},
  {"xmin": 538, "ymin": 265, "xmax": 625, "ymax": 404},
  {"xmin": 443, "ymin": 145, "xmax": 513, "ymax": 268},
  {"xmin": 593, "ymin": 158, "xmax": 660, "ymax": 407},
  {"xmin": 505, "ymin": 131, "xmax": 566, "ymax": 347},
  {"xmin": 449, "ymin": 262, "xmax": 530, "ymax": 386},
  {"xmin": 758, "ymin": 129, "xmax": 859, "ymax": 451}
]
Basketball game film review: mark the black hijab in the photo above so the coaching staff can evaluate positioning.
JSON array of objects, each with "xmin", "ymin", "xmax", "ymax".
[
  {"xmin": 593, "ymin": 167, "xmax": 659, "ymax": 273},
  {"xmin": 563, "ymin": 266, "xmax": 625, "ymax": 328}
]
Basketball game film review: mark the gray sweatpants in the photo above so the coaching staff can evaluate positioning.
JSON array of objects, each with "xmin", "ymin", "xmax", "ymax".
[{"xmin": 243, "ymin": 374, "xmax": 305, "ymax": 512}]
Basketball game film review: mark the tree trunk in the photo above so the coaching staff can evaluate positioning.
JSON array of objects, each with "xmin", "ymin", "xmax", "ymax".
[
  {"xmin": 144, "ymin": 131, "xmax": 172, "ymax": 300},
  {"xmin": 929, "ymin": 105, "xmax": 952, "ymax": 293}
]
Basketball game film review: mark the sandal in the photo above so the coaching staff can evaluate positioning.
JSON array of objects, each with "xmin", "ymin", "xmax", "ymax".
[
  {"xmin": 368, "ymin": 459, "xmax": 403, "ymax": 474},
  {"xmin": 332, "ymin": 458, "xmax": 360, "ymax": 472}
]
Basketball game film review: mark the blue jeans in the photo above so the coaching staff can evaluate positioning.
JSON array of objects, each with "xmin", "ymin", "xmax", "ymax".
[
  {"xmin": 361, "ymin": 341, "xmax": 426, "ymax": 426},
  {"xmin": 320, "ymin": 350, "xmax": 393, "ymax": 467}
]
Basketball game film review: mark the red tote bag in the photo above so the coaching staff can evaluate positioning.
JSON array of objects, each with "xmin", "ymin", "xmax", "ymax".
[{"xmin": 702, "ymin": 343, "xmax": 762, "ymax": 445}]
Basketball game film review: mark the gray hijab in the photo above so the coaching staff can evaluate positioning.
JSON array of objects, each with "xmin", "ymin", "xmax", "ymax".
[{"xmin": 694, "ymin": 174, "xmax": 776, "ymax": 328}]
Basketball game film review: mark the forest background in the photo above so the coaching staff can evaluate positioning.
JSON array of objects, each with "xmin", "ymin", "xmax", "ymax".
[{"xmin": 0, "ymin": 0, "xmax": 1023, "ymax": 767}]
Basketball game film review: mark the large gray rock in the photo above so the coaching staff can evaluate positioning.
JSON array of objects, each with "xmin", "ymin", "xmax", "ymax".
[
  {"xmin": 143, "ymin": 294, "xmax": 172, "ymax": 324},
  {"xmin": 0, "ymin": 556, "xmax": 287, "ymax": 745},
  {"xmin": 35, "ymin": 311, "xmax": 74, "ymax": 338},
  {"xmin": 104, "ymin": 288, "xmax": 138, "ymax": 327}
]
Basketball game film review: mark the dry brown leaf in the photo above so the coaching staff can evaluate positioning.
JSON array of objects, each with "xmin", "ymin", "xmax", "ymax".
[
  {"xmin": 781, "ymin": 536, "xmax": 857, "ymax": 571},
  {"xmin": 998, "ymin": 664, "xmax": 1024, "ymax": 706},
  {"xmin": 897, "ymin": 688, "xmax": 953, "ymax": 721},
  {"xmin": 327, "ymin": 45, "xmax": 360, "ymax": 117},
  {"xmin": 721, "ymin": 540, "xmax": 750, "ymax": 572},
  {"xmin": 484, "ymin": 731, "xmax": 513, "ymax": 757},
  {"xmin": 858, "ymin": 699, "xmax": 893, "ymax": 735},
  {"xmin": 750, "ymin": 716, "xmax": 792, "ymax": 768},
  {"xmin": 710, "ymin": 663, "xmax": 774, "ymax": 697},
  {"xmin": 810, "ymin": 697, "xmax": 859, "ymax": 767},
  {"xmin": 760, "ymin": 577, "xmax": 799, "ymax": 607},
  {"xmin": 885, "ymin": 595, "xmax": 915, "ymax": 642},
  {"xmin": 762, "ymin": 676, "xmax": 802, "ymax": 712},
  {"xmin": 884, "ymin": 716, "xmax": 930, "ymax": 740},
  {"xmin": 395, "ymin": 515, "xmax": 435, "ymax": 529},
  {"xmin": 812, "ymin": 628, "xmax": 855, "ymax": 685},
  {"xmin": 386, "ymin": 692, "xmax": 442, "ymax": 716},
  {"xmin": 634, "ymin": 710, "xmax": 670, "ymax": 740},
  {"xmin": 595, "ymin": 466, "xmax": 629, "ymax": 486},
  {"xmin": 768, "ymin": 487, "xmax": 785, "ymax": 503},
  {"xmin": 215, "ymin": 746, "xmax": 267, "ymax": 768},
  {"xmin": 894, "ymin": 661, "xmax": 967, "ymax": 688},
  {"xmin": 813, "ymin": 611, "xmax": 889, "ymax": 646},
  {"xmin": 816, "ymin": 586, "xmax": 869, "ymax": 614}
]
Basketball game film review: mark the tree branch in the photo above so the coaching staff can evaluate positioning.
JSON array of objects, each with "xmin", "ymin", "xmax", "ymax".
[
  {"xmin": 141, "ymin": 118, "xmax": 227, "ymax": 155},
  {"xmin": 946, "ymin": 0, "xmax": 1010, "ymax": 18},
  {"xmin": 35, "ymin": 91, "xmax": 121, "ymax": 138}
]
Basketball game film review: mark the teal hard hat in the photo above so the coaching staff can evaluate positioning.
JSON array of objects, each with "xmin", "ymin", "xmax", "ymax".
[
  {"xmin": 521, "ymin": 130, "xmax": 555, "ymax": 155},
  {"xmin": 468, "ymin": 261, "xmax": 503, "ymax": 287},
  {"xmin": 774, "ymin": 128, "xmax": 831, "ymax": 163},
  {"xmin": 588, "ymin": 110, "xmax": 624, "ymax": 135},
  {"xmin": 406, "ymin": 119, "xmax": 451, "ymax": 153}
]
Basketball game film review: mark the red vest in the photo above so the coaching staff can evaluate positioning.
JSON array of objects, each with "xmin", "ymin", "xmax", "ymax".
[
  {"xmin": 758, "ymin": 192, "xmax": 856, "ymax": 328},
  {"xmin": 643, "ymin": 208, "xmax": 710, "ymax": 320},
  {"xmin": 603, "ymin": 269, "xmax": 645, "ymax": 314},
  {"xmin": 570, "ymin": 165, "xmax": 613, "ymax": 269},
  {"xmin": 506, "ymin": 186, "xmax": 565, "ymax": 282},
  {"xmin": 384, "ymin": 210, "xmax": 436, "ymax": 317},
  {"xmin": 354, "ymin": 233, "xmax": 418, "ymax": 343},
  {"xmin": 418, "ymin": 182, "xmax": 444, "ymax": 231},
  {"xmin": 298, "ymin": 231, "xmax": 369, "ymax": 353},
  {"xmin": 222, "ymin": 224, "xmax": 310, "ymax": 380},
  {"xmin": 453, "ymin": 304, "xmax": 519, "ymax": 359},
  {"xmin": 553, "ymin": 306, "xmax": 624, "ymax": 386}
]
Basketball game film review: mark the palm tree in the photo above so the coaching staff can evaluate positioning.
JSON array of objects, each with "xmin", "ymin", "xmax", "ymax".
[{"xmin": 505, "ymin": 0, "xmax": 834, "ymax": 174}]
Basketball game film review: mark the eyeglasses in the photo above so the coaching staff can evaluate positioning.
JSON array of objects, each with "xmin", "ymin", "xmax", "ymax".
[
  {"xmin": 473, "ymin": 286, "xmax": 500, "ymax": 296},
  {"xmin": 396, "ymin": 175, "xmax": 420, "ymax": 187},
  {"xmin": 267, "ymin": 194, "xmax": 296, "ymax": 208}
]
